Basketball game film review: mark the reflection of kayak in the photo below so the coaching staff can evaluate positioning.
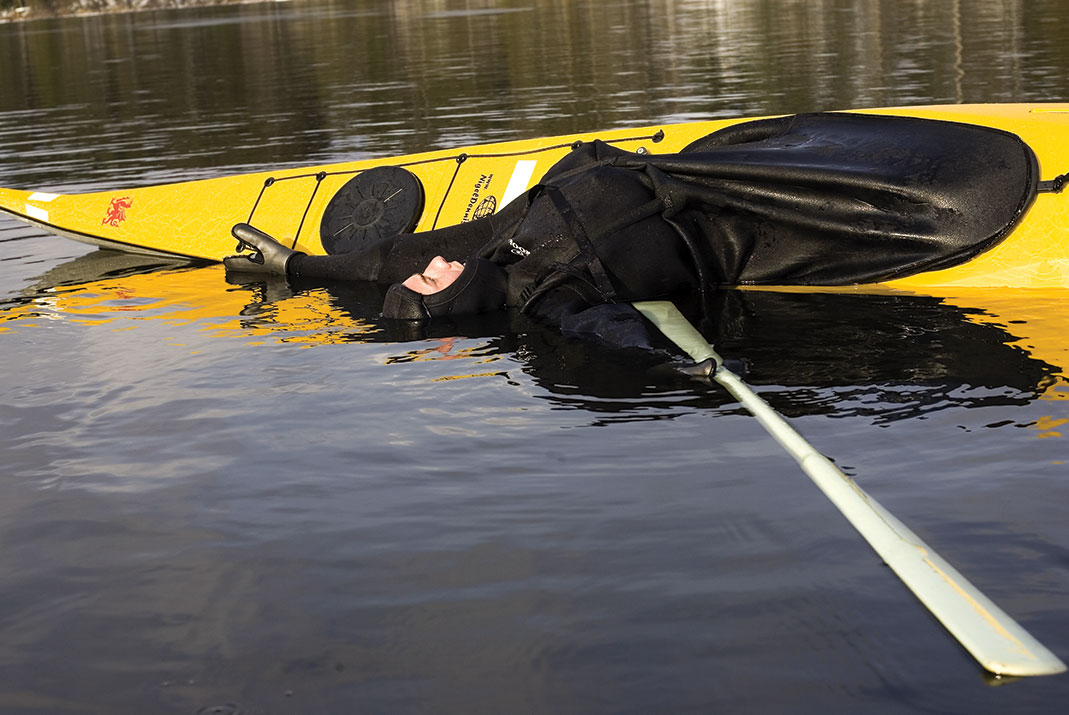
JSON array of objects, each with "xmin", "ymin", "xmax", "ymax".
[
  {"xmin": 733, "ymin": 285, "xmax": 1069, "ymax": 408},
  {"xmin": 4, "ymin": 248, "xmax": 1067, "ymax": 412},
  {"xmin": 3, "ymin": 242, "xmax": 1066, "ymax": 433},
  {"xmin": 0, "ymin": 249, "xmax": 382, "ymax": 345},
  {"xmin": 2, "ymin": 104, "xmax": 1067, "ymax": 288}
]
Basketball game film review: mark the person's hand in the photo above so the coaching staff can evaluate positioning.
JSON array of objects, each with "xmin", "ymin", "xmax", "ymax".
[{"xmin": 224, "ymin": 223, "xmax": 296, "ymax": 275}]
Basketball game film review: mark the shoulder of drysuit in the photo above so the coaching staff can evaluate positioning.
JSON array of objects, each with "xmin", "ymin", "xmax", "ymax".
[{"xmin": 543, "ymin": 123, "xmax": 767, "ymax": 187}]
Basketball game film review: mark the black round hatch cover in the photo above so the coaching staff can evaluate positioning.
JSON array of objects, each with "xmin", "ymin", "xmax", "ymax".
[{"xmin": 319, "ymin": 166, "xmax": 424, "ymax": 255}]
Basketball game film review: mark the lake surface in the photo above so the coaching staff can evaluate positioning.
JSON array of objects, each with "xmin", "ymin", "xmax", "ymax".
[{"xmin": 2, "ymin": 0, "xmax": 1068, "ymax": 712}]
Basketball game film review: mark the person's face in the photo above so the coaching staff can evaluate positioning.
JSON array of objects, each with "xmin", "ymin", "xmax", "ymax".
[{"xmin": 402, "ymin": 256, "xmax": 465, "ymax": 295}]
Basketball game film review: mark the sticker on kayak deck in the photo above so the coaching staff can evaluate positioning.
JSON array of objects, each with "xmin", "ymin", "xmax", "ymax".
[
  {"xmin": 462, "ymin": 173, "xmax": 494, "ymax": 222},
  {"xmin": 501, "ymin": 160, "xmax": 538, "ymax": 207},
  {"xmin": 25, "ymin": 204, "xmax": 49, "ymax": 222},
  {"xmin": 25, "ymin": 192, "xmax": 59, "ymax": 223},
  {"xmin": 102, "ymin": 196, "xmax": 133, "ymax": 227},
  {"xmin": 473, "ymin": 195, "xmax": 497, "ymax": 219}
]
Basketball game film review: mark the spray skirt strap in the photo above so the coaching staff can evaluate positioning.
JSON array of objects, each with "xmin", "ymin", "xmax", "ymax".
[{"xmin": 543, "ymin": 185, "xmax": 618, "ymax": 301}]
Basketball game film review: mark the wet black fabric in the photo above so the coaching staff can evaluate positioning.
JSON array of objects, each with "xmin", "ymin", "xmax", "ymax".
[
  {"xmin": 647, "ymin": 112, "xmax": 1039, "ymax": 284},
  {"xmin": 287, "ymin": 112, "xmax": 1040, "ymax": 339}
]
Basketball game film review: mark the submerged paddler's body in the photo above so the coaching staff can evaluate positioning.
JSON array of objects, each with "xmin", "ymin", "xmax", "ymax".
[{"xmin": 225, "ymin": 112, "xmax": 1056, "ymax": 342}]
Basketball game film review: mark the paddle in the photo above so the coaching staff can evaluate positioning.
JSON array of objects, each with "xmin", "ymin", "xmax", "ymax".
[{"xmin": 633, "ymin": 300, "xmax": 1066, "ymax": 678}]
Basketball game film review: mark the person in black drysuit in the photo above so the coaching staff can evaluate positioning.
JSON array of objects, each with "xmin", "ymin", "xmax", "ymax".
[{"xmin": 224, "ymin": 112, "xmax": 1042, "ymax": 348}]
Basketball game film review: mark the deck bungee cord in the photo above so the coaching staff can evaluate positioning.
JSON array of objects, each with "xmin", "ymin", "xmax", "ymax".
[
  {"xmin": 238, "ymin": 130, "xmax": 668, "ymax": 251},
  {"xmin": 634, "ymin": 300, "xmax": 1067, "ymax": 678}
]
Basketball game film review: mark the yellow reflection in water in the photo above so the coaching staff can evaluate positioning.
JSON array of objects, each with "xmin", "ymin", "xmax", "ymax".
[
  {"xmin": 1, "ymin": 252, "xmax": 378, "ymax": 345},
  {"xmin": 940, "ymin": 288, "xmax": 1067, "ymax": 442},
  {"xmin": 738, "ymin": 284, "xmax": 1068, "ymax": 440},
  {"xmin": 939, "ymin": 289, "xmax": 1069, "ymax": 398}
]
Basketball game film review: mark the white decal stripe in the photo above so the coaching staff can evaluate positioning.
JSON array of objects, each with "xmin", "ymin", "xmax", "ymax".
[
  {"xmin": 500, "ymin": 160, "xmax": 538, "ymax": 207},
  {"xmin": 25, "ymin": 205, "xmax": 50, "ymax": 222},
  {"xmin": 28, "ymin": 192, "xmax": 60, "ymax": 202}
]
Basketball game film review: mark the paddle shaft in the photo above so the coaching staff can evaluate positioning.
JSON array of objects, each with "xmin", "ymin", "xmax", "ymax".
[{"xmin": 634, "ymin": 300, "xmax": 1066, "ymax": 678}]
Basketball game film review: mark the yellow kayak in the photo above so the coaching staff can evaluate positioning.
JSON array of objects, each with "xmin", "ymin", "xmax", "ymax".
[{"xmin": 1, "ymin": 103, "xmax": 1067, "ymax": 289}]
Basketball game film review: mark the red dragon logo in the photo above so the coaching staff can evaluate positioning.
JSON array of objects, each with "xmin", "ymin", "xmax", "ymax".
[{"xmin": 102, "ymin": 196, "xmax": 133, "ymax": 227}]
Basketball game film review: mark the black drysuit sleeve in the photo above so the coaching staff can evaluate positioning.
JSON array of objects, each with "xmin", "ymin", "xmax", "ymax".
[
  {"xmin": 285, "ymin": 198, "xmax": 528, "ymax": 284},
  {"xmin": 509, "ymin": 275, "xmax": 672, "ymax": 355}
]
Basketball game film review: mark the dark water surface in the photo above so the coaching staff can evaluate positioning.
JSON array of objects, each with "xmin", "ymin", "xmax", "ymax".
[{"xmin": 2, "ymin": 1, "xmax": 1069, "ymax": 712}]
